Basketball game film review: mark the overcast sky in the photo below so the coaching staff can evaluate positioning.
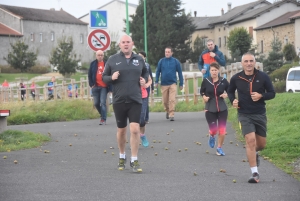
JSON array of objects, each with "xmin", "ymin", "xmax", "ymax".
[{"xmin": 0, "ymin": 0, "xmax": 264, "ymax": 18}]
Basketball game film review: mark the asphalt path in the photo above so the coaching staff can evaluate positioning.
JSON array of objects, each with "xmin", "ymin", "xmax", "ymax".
[{"xmin": 0, "ymin": 112, "xmax": 299, "ymax": 201}]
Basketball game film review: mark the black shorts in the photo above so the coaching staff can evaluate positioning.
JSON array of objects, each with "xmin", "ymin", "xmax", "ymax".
[
  {"xmin": 113, "ymin": 102, "xmax": 142, "ymax": 128},
  {"xmin": 238, "ymin": 113, "xmax": 267, "ymax": 137}
]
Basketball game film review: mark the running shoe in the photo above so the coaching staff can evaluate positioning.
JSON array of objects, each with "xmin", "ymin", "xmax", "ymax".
[
  {"xmin": 130, "ymin": 160, "xmax": 142, "ymax": 173},
  {"xmin": 99, "ymin": 119, "xmax": 106, "ymax": 125},
  {"xmin": 170, "ymin": 117, "xmax": 174, "ymax": 121},
  {"xmin": 208, "ymin": 135, "xmax": 216, "ymax": 148},
  {"xmin": 140, "ymin": 135, "xmax": 149, "ymax": 147},
  {"xmin": 118, "ymin": 157, "xmax": 126, "ymax": 171},
  {"xmin": 216, "ymin": 147, "xmax": 225, "ymax": 156},
  {"xmin": 248, "ymin": 172, "xmax": 259, "ymax": 183},
  {"xmin": 166, "ymin": 112, "xmax": 169, "ymax": 119},
  {"xmin": 256, "ymin": 152, "xmax": 260, "ymax": 167}
]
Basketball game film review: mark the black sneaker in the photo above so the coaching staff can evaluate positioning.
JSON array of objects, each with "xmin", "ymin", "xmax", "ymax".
[
  {"xmin": 166, "ymin": 113, "xmax": 169, "ymax": 119},
  {"xmin": 130, "ymin": 160, "xmax": 142, "ymax": 172},
  {"xmin": 248, "ymin": 172, "xmax": 259, "ymax": 183},
  {"xmin": 118, "ymin": 158, "xmax": 126, "ymax": 170},
  {"xmin": 170, "ymin": 117, "xmax": 174, "ymax": 121},
  {"xmin": 256, "ymin": 152, "xmax": 260, "ymax": 167}
]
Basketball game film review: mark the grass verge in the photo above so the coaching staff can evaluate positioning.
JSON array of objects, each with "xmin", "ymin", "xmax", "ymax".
[{"xmin": 0, "ymin": 130, "xmax": 50, "ymax": 152}]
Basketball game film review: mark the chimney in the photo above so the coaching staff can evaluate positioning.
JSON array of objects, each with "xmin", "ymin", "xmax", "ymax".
[
  {"xmin": 221, "ymin": 8, "xmax": 224, "ymax": 15},
  {"xmin": 50, "ymin": 8, "xmax": 55, "ymax": 11},
  {"xmin": 228, "ymin": 2, "xmax": 232, "ymax": 11},
  {"xmin": 194, "ymin": 11, "xmax": 197, "ymax": 17}
]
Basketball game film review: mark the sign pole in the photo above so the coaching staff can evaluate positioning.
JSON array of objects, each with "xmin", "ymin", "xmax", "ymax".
[
  {"xmin": 144, "ymin": 0, "xmax": 148, "ymax": 61},
  {"xmin": 126, "ymin": 0, "xmax": 129, "ymax": 34}
]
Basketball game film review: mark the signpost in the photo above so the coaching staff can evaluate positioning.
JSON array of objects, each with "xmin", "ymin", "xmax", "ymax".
[
  {"xmin": 90, "ymin": 10, "xmax": 107, "ymax": 29},
  {"xmin": 87, "ymin": 29, "xmax": 111, "ymax": 52}
]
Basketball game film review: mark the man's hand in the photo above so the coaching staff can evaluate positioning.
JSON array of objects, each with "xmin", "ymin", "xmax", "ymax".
[
  {"xmin": 201, "ymin": 69, "xmax": 206, "ymax": 75},
  {"xmin": 202, "ymin": 95, "xmax": 209, "ymax": 103},
  {"xmin": 179, "ymin": 86, "xmax": 183, "ymax": 90},
  {"xmin": 209, "ymin": 52, "xmax": 216, "ymax": 58},
  {"xmin": 139, "ymin": 77, "xmax": 146, "ymax": 86},
  {"xmin": 112, "ymin": 71, "xmax": 120, "ymax": 80},
  {"xmin": 251, "ymin": 92, "xmax": 262, "ymax": 102},
  {"xmin": 233, "ymin": 99, "xmax": 239, "ymax": 108}
]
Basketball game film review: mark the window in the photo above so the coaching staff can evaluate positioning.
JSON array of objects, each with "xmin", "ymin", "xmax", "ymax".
[
  {"xmin": 39, "ymin": 33, "xmax": 43, "ymax": 42},
  {"xmin": 260, "ymin": 40, "xmax": 264, "ymax": 53},
  {"xmin": 80, "ymin": 34, "xmax": 83, "ymax": 44},
  {"xmin": 30, "ymin": 33, "xmax": 34, "ymax": 42},
  {"xmin": 285, "ymin": 37, "xmax": 289, "ymax": 44},
  {"xmin": 51, "ymin": 32, "xmax": 55, "ymax": 41},
  {"xmin": 295, "ymin": 71, "xmax": 300, "ymax": 81},
  {"xmin": 224, "ymin": 36, "xmax": 226, "ymax": 46},
  {"xmin": 219, "ymin": 37, "xmax": 221, "ymax": 48}
]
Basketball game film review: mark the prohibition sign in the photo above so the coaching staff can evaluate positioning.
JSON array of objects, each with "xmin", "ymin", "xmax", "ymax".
[{"xmin": 88, "ymin": 29, "xmax": 111, "ymax": 51}]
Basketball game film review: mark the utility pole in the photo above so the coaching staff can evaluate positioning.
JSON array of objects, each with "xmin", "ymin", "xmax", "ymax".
[{"xmin": 144, "ymin": 0, "xmax": 148, "ymax": 60}]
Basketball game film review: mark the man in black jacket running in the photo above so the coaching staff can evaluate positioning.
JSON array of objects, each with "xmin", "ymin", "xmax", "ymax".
[
  {"xmin": 228, "ymin": 52, "xmax": 275, "ymax": 183},
  {"xmin": 102, "ymin": 35, "xmax": 148, "ymax": 173}
]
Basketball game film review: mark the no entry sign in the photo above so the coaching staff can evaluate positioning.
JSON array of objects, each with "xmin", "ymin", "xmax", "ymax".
[{"xmin": 87, "ymin": 29, "xmax": 111, "ymax": 52}]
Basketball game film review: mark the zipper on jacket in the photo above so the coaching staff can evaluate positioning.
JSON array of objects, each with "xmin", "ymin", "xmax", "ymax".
[
  {"xmin": 214, "ymin": 83, "xmax": 220, "ymax": 112},
  {"xmin": 238, "ymin": 73, "xmax": 257, "ymax": 94}
]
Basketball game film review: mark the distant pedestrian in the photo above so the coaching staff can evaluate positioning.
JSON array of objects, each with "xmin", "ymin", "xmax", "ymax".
[
  {"xmin": 20, "ymin": 83, "xmax": 26, "ymax": 101},
  {"xmin": 198, "ymin": 39, "xmax": 225, "ymax": 79},
  {"xmin": 228, "ymin": 52, "xmax": 275, "ymax": 183},
  {"xmin": 2, "ymin": 79, "xmax": 9, "ymax": 87},
  {"xmin": 200, "ymin": 62, "xmax": 229, "ymax": 156},
  {"xmin": 102, "ymin": 35, "xmax": 148, "ymax": 172},
  {"xmin": 30, "ymin": 81, "xmax": 36, "ymax": 100},
  {"xmin": 155, "ymin": 47, "xmax": 183, "ymax": 121}
]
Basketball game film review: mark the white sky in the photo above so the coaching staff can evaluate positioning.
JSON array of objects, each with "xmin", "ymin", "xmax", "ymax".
[{"xmin": 0, "ymin": 0, "xmax": 264, "ymax": 18}]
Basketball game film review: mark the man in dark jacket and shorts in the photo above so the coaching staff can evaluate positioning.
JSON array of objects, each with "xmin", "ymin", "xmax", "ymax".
[
  {"xmin": 228, "ymin": 52, "xmax": 275, "ymax": 183},
  {"xmin": 102, "ymin": 35, "xmax": 148, "ymax": 173}
]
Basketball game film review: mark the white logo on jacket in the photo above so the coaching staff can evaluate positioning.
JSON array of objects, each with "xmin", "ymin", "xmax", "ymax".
[{"xmin": 132, "ymin": 60, "xmax": 139, "ymax": 66}]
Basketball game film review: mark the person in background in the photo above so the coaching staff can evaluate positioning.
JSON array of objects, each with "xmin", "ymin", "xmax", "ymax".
[
  {"xmin": 20, "ymin": 82, "xmax": 26, "ymax": 101},
  {"xmin": 155, "ymin": 47, "xmax": 183, "ymax": 121},
  {"xmin": 200, "ymin": 62, "xmax": 229, "ymax": 156},
  {"xmin": 67, "ymin": 84, "xmax": 78, "ymax": 98},
  {"xmin": 198, "ymin": 39, "xmax": 225, "ymax": 79},
  {"xmin": 30, "ymin": 80, "xmax": 36, "ymax": 100},
  {"xmin": 2, "ymin": 79, "xmax": 9, "ymax": 87}
]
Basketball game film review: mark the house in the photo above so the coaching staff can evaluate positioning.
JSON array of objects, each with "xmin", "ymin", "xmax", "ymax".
[
  {"xmin": 79, "ymin": 0, "xmax": 137, "ymax": 42},
  {"xmin": 191, "ymin": 0, "xmax": 300, "ymax": 59},
  {"xmin": 254, "ymin": 10, "xmax": 300, "ymax": 56},
  {"xmin": 0, "ymin": 4, "xmax": 92, "ymax": 66}
]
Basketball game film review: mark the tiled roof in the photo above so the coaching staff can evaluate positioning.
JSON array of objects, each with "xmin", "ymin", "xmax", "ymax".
[
  {"xmin": 229, "ymin": 0, "xmax": 300, "ymax": 25},
  {"xmin": 0, "ymin": 4, "xmax": 88, "ymax": 25},
  {"xmin": 0, "ymin": 22, "xmax": 22, "ymax": 36},
  {"xmin": 254, "ymin": 10, "xmax": 300, "ymax": 30},
  {"xmin": 209, "ymin": 0, "xmax": 271, "ymax": 25},
  {"xmin": 289, "ymin": 11, "xmax": 300, "ymax": 19},
  {"xmin": 192, "ymin": 16, "xmax": 219, "ymax": 30}
]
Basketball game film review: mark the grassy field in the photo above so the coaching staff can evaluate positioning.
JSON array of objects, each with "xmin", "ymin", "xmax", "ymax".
[{"xmin": 0, "ymin": 73, "xmax": 39, "ymax": 83}]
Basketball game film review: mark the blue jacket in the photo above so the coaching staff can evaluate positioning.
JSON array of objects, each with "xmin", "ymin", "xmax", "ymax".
[
  {"xmin": 88, "ymin": 59, "xmax": 112, "ymax": 92},
  {"xmin": 155, "ymin": 57, "xmax": 183, "ymax": 86},
  {"xmin": 198, "ymin": 45, "xmax": 226, "ymax": 78}
]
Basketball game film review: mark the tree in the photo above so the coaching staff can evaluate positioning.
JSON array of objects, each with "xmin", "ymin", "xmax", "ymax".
[
  {"xmin": 49, "ymin": 37, "xmax": 79, "ymax": 77},
  {"xmin": 227, "ymin": 27, "xmax": 252, "ymax": 59},
  {"xmin": 129, "ymin": 0, "xmax": 195, "ymax": 65},
  {"xmin": 190, "ymin": 36, "xmax": 205, "ymax": 63},
  {"xmin": 282, "ymin": 43, "xmax": 296, "ymax": 62},
  {"xmin": 104, "ymin": 41, "xmax": 120, "ymax": 61},
  {"xmin": 4, "ymin": 40, "xmax": 37, "ymax": 72},
  {"xmin": 263, "ymin": 36, "xmax": 283, "ymax": 73}
]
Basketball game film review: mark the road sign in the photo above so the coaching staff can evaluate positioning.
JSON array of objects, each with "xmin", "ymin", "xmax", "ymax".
[
  {"xmin": 87, "ymin": 29, "xmax": 111, "ymax": 52},
  {"xmin": 90, "ymin": 10, "xmax": 107, "ymax": 29}
]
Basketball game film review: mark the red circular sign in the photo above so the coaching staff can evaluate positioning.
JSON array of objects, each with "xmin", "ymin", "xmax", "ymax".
[{"xmin": 87, "ymin": 29, "xmax": 111, "ymax": 51}]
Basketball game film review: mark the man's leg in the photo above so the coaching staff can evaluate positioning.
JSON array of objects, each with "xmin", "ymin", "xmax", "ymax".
[
  {"xmin": 92, "ymin": 87, "xmax": 101, "ymax": 117},
  {"xmin": 168, "ymin": 84, "xmax": 177, "ymax": 118},
  {"xmin": 100, "ymin": 87, "xmax": 108, "ymax": 123},
  {"xmin": 117, "ymin": 127, "xmax": 127, "ymax": 155},
  {"xmin": 245, "ymin": 132, "xmax": 257, "ymax": 167},
  {"xmin": 161, "ymin": 85, "xmax": 170, "ymax": 118},
  {"xmin": 256, "ymin": 135, "xmax": 266, "ymax": 152},
  {"xmin": 130, "ymin": 122, "xmax": 140, "ymax": 157}
]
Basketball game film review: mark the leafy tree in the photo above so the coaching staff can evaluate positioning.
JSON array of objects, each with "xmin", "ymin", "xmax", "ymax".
[
  {"xmin": 4, "ymin": 40, "xmax": 37, "ymax": 72},
  {"xmin": 282, "ymin": 43, "xmax": 296, "ymax": 62},
  {"xmin": 129, "ymin": 0, "xmax": 195, "ymax": 65},
  {"xmin": 190, "ymin": 36, "xmax": 205, "ymax": 63},
  {"xmin": 227, "ymin": 27, "xmax": 252, "ymax": 58},
  {"xmin": 263, "ymin": 36, "xmax": 283, "ymax": 73},
  {"xmin": 104, "ymin": 41, "xmax": 120, "ymax": 61},
  {"xmin": 49, "ymin": 37, "xmax": 79, "ymax": 77}
]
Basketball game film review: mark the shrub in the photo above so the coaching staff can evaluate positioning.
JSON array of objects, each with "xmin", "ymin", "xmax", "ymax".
[
  {"xmin": 28, "ymin": 65, "xmax": 50, "ymax": 74},
  {"xmin": 269, "ymin": 62, "xmax": 299, "ymax": 82},
  {"xmin": 0, "ymin": 65, "xmax": 21, "ymax": 73},
  {"xmin": 273, "ymin": 81, "xmax": 285, "ymax": 93}
]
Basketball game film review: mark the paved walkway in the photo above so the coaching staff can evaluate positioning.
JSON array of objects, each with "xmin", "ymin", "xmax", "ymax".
[{"xmin": 0, "ymin": 112, "xmax": 299, "ymax": 201}]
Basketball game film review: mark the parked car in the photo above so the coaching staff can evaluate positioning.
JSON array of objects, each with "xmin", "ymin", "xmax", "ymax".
[{"xmin": 286, "ymin": 66, "xmax": 300, "ymax": 93}]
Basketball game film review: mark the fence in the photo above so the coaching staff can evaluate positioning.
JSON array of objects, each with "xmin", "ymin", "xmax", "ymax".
[{"xmin": 0, "ymin": 62, "xmax": 263, "ymax": 104}]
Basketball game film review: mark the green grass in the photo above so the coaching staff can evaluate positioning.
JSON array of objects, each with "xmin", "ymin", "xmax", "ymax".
[
  {"xmin": 5, "ymin": 99, "xmax": 101, "ymax": 125},
  {"xmin": 0, "ymin": 73, "xmax": 39, "ymax": 83},
  {"xmin": 0, "ymin": 130, "xmax": 50, "ymax": 152},
  {"xmin": 228, "ymin": 93, "xmax": 300, "ymax": 180}
]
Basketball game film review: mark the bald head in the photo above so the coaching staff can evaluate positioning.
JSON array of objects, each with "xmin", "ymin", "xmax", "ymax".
[
  {"xmin": 96, "ymin": 50, "xmax": 104, "ymax": 62},
  {"xmin": 119, "ymin": 35, "xmax": 134, "ymax": 57}
]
